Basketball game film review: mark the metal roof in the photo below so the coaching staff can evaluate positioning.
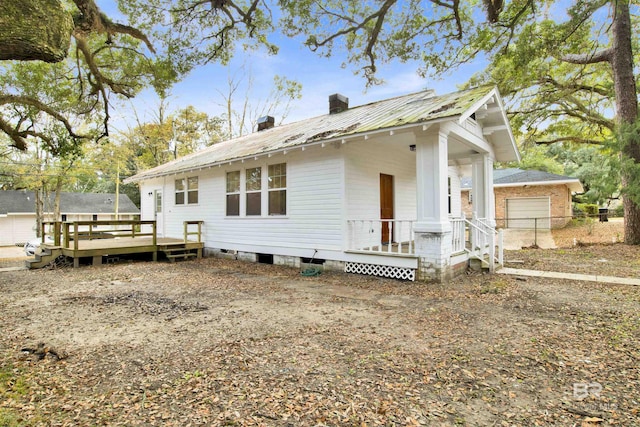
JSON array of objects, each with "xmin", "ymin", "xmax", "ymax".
[
  {"xmin": 126, "ymin": 86, "xmax": 516, "ymax": 183},
  {"xmin": 0, "ymin": 190, "xmax": 139, "ymax": 215}
]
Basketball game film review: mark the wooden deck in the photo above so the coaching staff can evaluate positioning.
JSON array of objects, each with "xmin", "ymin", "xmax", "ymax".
[{"xmin": 28, "ymin": 220, "xmax": 204, "ymax": 269}]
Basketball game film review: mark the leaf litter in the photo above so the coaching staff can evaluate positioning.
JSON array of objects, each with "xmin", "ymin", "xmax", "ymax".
[{"xmin": 0, "ymin": 244, "xmax": 638, "ymax": 426}]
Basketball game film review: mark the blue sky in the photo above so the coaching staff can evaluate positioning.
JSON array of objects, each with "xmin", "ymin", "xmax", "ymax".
[{"xmin": 100, "ymin": 1, "xmax": 487, "ymax": 132}]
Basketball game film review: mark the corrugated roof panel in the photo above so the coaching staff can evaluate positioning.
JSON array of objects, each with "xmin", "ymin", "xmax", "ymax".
[{"xmin": 126, "ymin": 86, "xmax": 497, "ymax": 183}]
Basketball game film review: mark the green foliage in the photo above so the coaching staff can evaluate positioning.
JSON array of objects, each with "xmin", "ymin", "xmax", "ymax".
[
  {"xmin": 549, "ymin": 144, "xmax": 620, "ymax": 205},
  {"xmin": 512, "ymin": 145, "xmax": 564, "ymax": 175},
  {"xmin": 574, "ymin": 203, "xmax": 599, "ymax": 216},
  {"xmin": 615, "ymin": 119, "xmax": 640, "ymax": 206}
]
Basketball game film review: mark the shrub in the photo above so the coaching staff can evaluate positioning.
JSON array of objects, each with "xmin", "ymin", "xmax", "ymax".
[{"xmin": 574, "ymin": 203, "xmax": 599, "ymax": 217}]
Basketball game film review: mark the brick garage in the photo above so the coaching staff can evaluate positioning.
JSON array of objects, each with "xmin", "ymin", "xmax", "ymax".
[{"xmin": 461, "ymin": 169, "xmax": 583, "ymax": 229}]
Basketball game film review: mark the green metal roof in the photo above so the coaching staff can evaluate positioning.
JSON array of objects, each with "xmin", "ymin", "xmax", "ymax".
[{"xmin": 126, "ymin": 86, "xmax": 514, "ymax": 183}]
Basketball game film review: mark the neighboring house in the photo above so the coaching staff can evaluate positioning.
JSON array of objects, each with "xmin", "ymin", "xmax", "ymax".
[
  {"xmin": 125, "ymin": 86, "xmax": 519, "ymax": 282},
  {"xmin": 0, "ymin": 190, "xmax": 139, "ymax": 246},
  {"xmin": 461, "ymin": 168, "xmax": 584, "ymax": 229}
]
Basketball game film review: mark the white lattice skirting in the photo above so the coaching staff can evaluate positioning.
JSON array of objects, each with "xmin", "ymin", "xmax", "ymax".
[{"xmin": 345, "ymin": 262, "xmax": 416, "ymax": 281}]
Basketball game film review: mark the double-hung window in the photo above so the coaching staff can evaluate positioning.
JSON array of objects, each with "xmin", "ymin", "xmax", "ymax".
[
  {"xmin": 268, "ymin": 163, "xmax": 286, "ymax": 215},
  {"xmin": 226, "ymin": 164, "xmax": 287, "ymax": 216},
  {"xmin": 245, "ymin": 167, "xmax": 262, "ymax": 216},
  {"xmin": 226, "ymin": 171, "xmax": 240, "ymax": 216},
  {"xmin": 175, "ymin": 176, "xmax": 198, "ymax": 205}
]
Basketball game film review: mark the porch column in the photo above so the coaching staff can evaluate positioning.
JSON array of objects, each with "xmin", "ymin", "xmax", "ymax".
[
  {"xmin": 414, "ymin": 128, "xmax": 452, "ymax": 281},
  {"xmin": 471, "ymin": 154, "xmax": 495, "ymax": 225}
]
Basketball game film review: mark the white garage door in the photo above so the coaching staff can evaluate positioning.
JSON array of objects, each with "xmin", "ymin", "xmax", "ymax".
[{"xmin": 506, "ymin": 197, "xmax": 550, "ymax": 229}]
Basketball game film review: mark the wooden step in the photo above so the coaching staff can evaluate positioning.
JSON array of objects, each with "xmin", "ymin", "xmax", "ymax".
[{"xmin": 165, "ymin": 252, "xmax": 197, "ymax": 263}]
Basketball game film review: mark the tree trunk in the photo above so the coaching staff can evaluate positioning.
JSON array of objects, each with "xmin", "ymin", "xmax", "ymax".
[
  {"xmin": 0, "ymin": 0, "xmax": 73, "ymax": 62},
  {"xmin": 34, "ymin": 188, "xmax": 44, "ymax": 239},
  {"xmin": 54, "ymin": 177, "xmax": 63, "ymax": 221},
  {"xmin": 611, "ymin": 1, "xmax": 640, "ymax": 244}
]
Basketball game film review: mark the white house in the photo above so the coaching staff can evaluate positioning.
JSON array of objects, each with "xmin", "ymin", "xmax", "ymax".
[
  {"xmin": 125, "ymin": 86, "xmax": 519, "ymax": 281},
  {"xmin": 0, "ymin": 190, "xmax": 139, "ymax": 246}
]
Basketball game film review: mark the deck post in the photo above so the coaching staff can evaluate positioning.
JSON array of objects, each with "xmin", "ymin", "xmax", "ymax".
[
  {"xmin": 53, "ymin": 221, "xmax": 61, "ymax": 246},
  {"xmin": 152, "ymin": 221, "xmax": 157, "ymax": 261},
  {"xmin": 63, "ymin": 223, "xmax": 70, "ymax": 248}
]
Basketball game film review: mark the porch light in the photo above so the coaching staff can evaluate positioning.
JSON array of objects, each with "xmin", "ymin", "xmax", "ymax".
[{"xmin": 409, "ymin": 144, "xmax": 416, "ymax": 152}]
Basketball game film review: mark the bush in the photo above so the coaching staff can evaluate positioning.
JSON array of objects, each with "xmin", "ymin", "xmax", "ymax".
[{"xmin": 574, "ymin": 203, "xmax": 599, "ymax": 217}]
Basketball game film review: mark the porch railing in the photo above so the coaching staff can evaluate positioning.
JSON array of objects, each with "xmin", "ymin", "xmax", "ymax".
[
  {"xmin": 347, "ymin": 219, "xmax": 415, "ymax": 255},
  {"xmin": 346, "ymin": 218, "xmax": 504, "ymax": 271},
  {"xmin": 465, "ymin": 218, "xmax": 503, "ymax": 271}
]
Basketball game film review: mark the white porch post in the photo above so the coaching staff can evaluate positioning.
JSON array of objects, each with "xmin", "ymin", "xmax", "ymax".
[
  {"xmin": 414, "ymin": 128, "xmax": 452, "ymax": 281},
  {"xmin": 471, "ymin": 154, "xmax": 495, "ymax": 225}
]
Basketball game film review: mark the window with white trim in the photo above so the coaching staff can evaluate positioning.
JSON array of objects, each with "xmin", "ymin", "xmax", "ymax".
[
  {"xmin": 245, "ymin": 167, "xmax": 262, "ymax": 216},
  {"xmin": 175, "ymin": 176, "xmax": 199, "ymax": 205},
  {"xmin": 226, "ymin": 171, "xmax": 240, "ymax": 216},
  {"xmin": 268, "ymin": 163, "xmax": 286, "ymax": 215}
]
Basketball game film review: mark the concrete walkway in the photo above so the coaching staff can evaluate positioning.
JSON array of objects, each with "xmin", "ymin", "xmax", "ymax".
[{"xmin": 498, "ymin": 267, "xmax": 640, "ymax": 286}]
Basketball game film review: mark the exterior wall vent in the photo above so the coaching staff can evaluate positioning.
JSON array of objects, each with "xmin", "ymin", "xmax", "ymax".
[
  {"xmin": 257, "ymin": 116, "xmax": 275, "ymax": 131},
  {"xmin": 329, "ymin": 94, "xmax": 349, "ymax": 114}
]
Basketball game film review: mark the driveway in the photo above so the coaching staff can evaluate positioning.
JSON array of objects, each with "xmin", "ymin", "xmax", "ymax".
[
  {"xmin": 0, "ymin": 245, "xmax": 29, "ymax": 269},
  {"xmin": 501, "ymin": 228, "xmax": 557, "ymax": 250}
]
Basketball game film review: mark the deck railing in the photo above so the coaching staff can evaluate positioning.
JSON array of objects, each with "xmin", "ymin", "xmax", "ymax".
[
  {"xmin": 184, "ymin": 221, "xmax": 204, "ymax": 243},
  {"xmin": 42, "ymin": 220, "xmax": 205, "ymax": 249},
  {"xmin": 61, "ymin": 220, "xmax": 157, "ymax": 251}
]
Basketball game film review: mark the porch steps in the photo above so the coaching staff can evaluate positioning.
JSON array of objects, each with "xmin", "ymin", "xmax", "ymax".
[{"xmin": 25, "ymin": 246, "xmax": 63, "ymax": 269}]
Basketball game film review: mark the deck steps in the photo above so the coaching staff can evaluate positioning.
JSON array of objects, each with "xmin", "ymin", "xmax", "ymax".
[
  {"xmin": 160, "ymin": 246, "xmax": 200, "ymax": 263},
  {"xmin": 25, "ymin": 246, "xmax": 63, "ymax": 269}
]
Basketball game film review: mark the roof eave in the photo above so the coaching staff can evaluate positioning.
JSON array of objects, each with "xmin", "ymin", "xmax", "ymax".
[{"xmin": 125, "ymin": 116, "xmax": 457, "ymax": 184}]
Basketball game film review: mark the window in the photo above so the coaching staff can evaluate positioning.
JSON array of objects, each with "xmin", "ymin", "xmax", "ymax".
[
  {"xmin": 187, "ymin": 177, "xmax": 199, "ymax": 204},
  {"xmin": 175, "ymin": 177, "xmax": 198, "ymax": 205},
  {"xmin": 268, "ymin": 163, "xmax": 286, "ymax": 215},
  {"xmin": 226, "ymin": 171, "xmax": 240, "ymax": 216},
  {"xmin": 155, "ymin": 191, "xmax": 162, "ymax": 213},
  {"xmin": 447, "ymin": 176, "xmax": 452, "ymax": 214},
  {"xmin": 245, "ymin": 167, "xmax": 262, "ymax": 216}
]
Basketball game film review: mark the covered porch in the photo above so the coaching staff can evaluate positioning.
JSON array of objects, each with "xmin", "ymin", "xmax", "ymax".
[
  {"xmin": 340, "ymin": 90, "xmax": 517, "ymax": 281},
  {"xmin": 346, "ymin": 217, "xmax": 504, "ymax": 270}
]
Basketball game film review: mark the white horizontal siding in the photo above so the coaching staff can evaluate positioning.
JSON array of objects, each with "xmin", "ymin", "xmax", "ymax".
[
  {"xmin": 141, "ymin": 147, "xmax": 345, "ymax": 255},
  {"xmin": 0, "ymin": 215, "xmax": 37, "ymax": 245},
  {"xmin": 344, "ymin": 138, "xmax": 417, "ymax": 247}
]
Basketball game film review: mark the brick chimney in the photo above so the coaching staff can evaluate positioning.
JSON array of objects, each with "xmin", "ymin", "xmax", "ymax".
[
  {"xmin": 257, "ymin": 116, "xmax": 275, "ymax": 131},
  {"xmin": 329, "ymin": 94, "xmax": 349, "ymax": 114}
]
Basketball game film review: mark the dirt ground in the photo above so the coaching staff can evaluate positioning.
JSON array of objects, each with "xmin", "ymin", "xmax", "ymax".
[
  {"xmin": 551, "ymin": 218, "xmax": 625, "ymax": 248},
  {"xmin": 1, "ymin": 242, "xmax": 639, "ymax": 426}
]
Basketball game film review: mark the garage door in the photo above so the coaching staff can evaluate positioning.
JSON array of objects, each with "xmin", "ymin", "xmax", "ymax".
[{"xmin": 506, "ymin": 197, "xmax": 550, "ymax": 229}]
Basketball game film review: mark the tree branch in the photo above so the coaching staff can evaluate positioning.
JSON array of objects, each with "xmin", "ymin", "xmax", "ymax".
[
  {"xmin": 0, "ymin": 94, "xmax": 86, "ymax": 139},
  {"xmin": 535, "ymin": 136, "xmax": 605, "ymax": 145},
  {"xmin": 561, "ymin": 48, "xmax": 613, "ymax": 65}
]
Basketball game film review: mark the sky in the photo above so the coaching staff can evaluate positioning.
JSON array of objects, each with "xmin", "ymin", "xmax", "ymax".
[{"xmin": 99, "ymin": 1, "xmax": 488, "ymax": 133}]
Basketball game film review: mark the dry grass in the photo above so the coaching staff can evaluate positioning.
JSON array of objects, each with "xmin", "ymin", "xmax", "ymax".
[{"xmin": 551, "ymin": 217, "xmax": 625, "ymax": 248}]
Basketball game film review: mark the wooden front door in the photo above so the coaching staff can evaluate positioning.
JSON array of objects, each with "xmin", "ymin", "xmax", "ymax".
[{"xmin": 380, "ymin": 174, "xmax": 394, "ymax": 244}]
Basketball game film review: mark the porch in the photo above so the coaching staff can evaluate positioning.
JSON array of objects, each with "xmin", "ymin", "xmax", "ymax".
[{"xmin": 346, "ymin": 218, "xmax": 504, "ymax": 271}]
